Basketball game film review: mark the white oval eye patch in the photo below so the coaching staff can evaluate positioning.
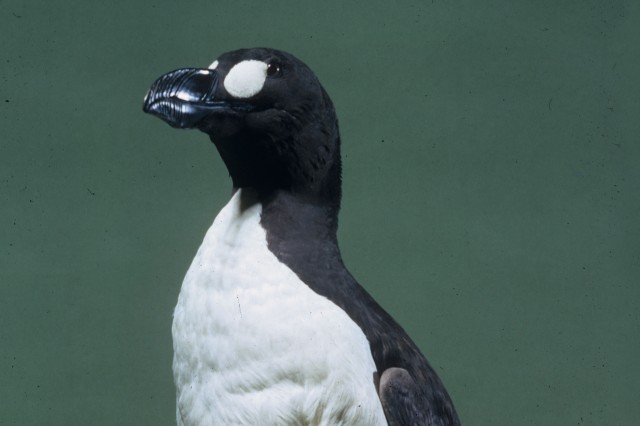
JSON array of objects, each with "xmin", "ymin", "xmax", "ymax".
[
  {"xmin": 208, "ymin": 60, "xmax": 219, "ymax": 70},
  {"xmin": 223, "ymin": 60, "xmax": 268, "ymax": 99}
]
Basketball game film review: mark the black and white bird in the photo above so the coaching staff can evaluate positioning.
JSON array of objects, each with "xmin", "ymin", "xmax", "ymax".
[{"xmin": 143, "ymin": 47, "xmax": 460, "ymax": 426}]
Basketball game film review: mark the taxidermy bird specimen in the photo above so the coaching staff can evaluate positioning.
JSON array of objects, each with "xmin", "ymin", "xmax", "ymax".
[{"xmin": 143, "ymin": 47, "xmax": 460, "ymax": 426}]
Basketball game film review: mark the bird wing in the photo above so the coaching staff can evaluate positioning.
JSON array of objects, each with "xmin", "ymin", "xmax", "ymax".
[
  {"xmin": 379, "ymin": 366, "xmax": 459, "ymax": 426},
  {"xmin": 378, "ymin": 367, "xmax": 428, "ymax": 426}
]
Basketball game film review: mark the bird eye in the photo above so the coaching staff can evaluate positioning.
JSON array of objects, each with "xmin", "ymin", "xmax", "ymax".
[{"xmin": 266, "ymin": 62, "xmax": 281, "ymax": 77}]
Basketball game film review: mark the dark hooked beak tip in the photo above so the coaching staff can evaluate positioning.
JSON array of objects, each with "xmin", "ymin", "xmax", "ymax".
[{"xmin": 143, "ymin": 68, "xmax": 228, "ymax": 129}]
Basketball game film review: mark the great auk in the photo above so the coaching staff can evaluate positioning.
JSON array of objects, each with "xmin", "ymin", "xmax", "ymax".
[{"xmin": 143, "ymin": 47, "xmax": 460, "ymax": 426}]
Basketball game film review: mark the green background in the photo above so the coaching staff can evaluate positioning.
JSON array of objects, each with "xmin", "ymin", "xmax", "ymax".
[{"xmin": 2, "ymin": 1, "xmax": 639, "ymax": 424}]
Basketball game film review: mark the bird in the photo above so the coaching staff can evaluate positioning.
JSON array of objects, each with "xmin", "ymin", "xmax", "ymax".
[{"xmin": 143, "ymin": 47, "xmax": 460, "ymax": 426}]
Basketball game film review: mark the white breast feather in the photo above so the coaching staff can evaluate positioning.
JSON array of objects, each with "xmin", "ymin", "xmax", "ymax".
[{"xmin": 172, "ymin": 189, "xmax": 388, "ymax": 426}]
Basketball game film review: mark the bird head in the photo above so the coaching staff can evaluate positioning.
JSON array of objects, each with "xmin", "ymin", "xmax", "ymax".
[{"xmin": 143, "ymin": 47, "xmax": 341, "ymax": 204}]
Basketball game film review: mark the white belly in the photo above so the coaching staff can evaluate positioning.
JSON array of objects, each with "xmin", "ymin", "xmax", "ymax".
[{"xmin": 172, "ymin": 189, "xmax": 387, "ymax": 426}]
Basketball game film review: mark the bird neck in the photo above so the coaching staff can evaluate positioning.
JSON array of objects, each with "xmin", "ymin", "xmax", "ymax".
[
  {"xmin": 216, "ymin": 112, "xmax": 343, "ymax": 210},
  {"xmin": 256, "ymin": 188, "xmax": 341, "ymax": 245}
]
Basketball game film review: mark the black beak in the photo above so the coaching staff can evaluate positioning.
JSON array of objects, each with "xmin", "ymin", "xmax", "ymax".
[{"xmin": 143, "ymin": 68, "xmax": 253, "ymax": 129}]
